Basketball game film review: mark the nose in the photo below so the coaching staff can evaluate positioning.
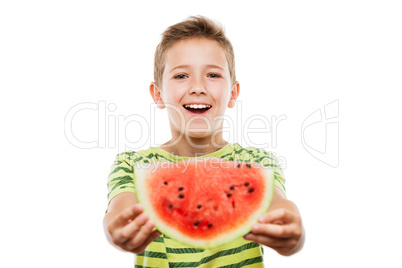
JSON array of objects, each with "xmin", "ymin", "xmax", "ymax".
[{"xmin": 189, "ymin": 78, "xmax": 207, "ymax": 95}]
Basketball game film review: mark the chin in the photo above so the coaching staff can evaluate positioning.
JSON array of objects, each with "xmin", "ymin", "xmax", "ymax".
[{"xmin": 184, "ymin": 130, "xmax": 212, "ymax": 139}]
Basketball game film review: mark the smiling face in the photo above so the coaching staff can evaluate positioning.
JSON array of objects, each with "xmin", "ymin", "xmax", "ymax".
[{"xmin": 151, "ymin": 37, "xmax": 239, "ymax": 141}]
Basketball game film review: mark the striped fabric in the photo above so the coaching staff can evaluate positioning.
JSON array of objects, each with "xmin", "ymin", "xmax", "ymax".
[{"xmin": 106, "ymin": 143, "xmax": 286, "ymax": 267}]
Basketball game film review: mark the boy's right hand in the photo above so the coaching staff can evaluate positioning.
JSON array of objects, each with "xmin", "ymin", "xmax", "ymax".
[{"xmin": 104, "ymin": 204, "xmax": 161, "ymax": 254}]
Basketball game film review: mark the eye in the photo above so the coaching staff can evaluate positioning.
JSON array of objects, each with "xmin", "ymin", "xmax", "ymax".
[
  {"xmin": 174, "ymin": 74, "xmax": 188, "ymax": 79},
  {"xmin": 208, "ymin": 73, "xmax": 221, "ymax": 78}
]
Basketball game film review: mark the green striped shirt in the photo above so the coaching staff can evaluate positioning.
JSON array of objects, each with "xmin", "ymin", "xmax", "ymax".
[{"xmin": 106, "ymin": 143, "xmax": 286, "ymax": 267}]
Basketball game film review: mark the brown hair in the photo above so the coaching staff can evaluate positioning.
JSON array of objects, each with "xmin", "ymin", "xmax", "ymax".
[{"xmin": 154, "ymin": 15, "xmax": 236, "ymax": 88}]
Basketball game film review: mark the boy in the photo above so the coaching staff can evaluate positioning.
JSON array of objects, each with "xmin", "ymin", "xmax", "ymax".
[{"xmin": 103, "ymin": 15, "xmax": 304, "ymax": 267}]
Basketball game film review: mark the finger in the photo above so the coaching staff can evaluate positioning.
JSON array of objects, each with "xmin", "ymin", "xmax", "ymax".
[
  {"xmin": 243, "ymin": 233, "xmax": 287, "ymax": 248},
  {"xmin": 125, "ymin": 219, "xmax": 155, "ymax": 249},
  {"xmin": 115, "ymin": 213, "xmax": 149, "ymax": 244},
  {"xmin": 113, "ymin": 204, "xmax": 143, "ymax": 228},
  {"xmin": 128, "ymin": 230, "xmax": 162, "ymax": 254},
  {"xmin": 119, "ymin": 212, "xmax": 149, "ymax": 238},
  {"xmin": 259, "ymin": 209, "xmax": 300, "ymax": 224},
  {"xmin": 251, "ymin": 223, "xmax": 300, "ymax": 238}
]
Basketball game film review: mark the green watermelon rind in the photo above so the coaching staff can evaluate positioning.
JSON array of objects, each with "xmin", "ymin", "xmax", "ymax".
[{"xmin": 134, "ymin": 158, "xmax": 275, "ymax": 249}]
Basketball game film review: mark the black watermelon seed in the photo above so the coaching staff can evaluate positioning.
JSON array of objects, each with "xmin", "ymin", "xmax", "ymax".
[
  {"xmin": 248, "ymin": 188, "xmax": 254, "ymax": 193},
  {"xmin": 178, "ymin": 187, "xmax": 184, "ymax": 191},
  {"xmin": 245, "ymin": 182, "xmax": 250, "ymax": 187},
  {"xmin": 230, "ymin": 186, "xmax": 235, "ymax": 190},
  {"xmin": 164, "ymin": 181, "xmax": 168, "ymax": 185},
  {"xmin": 237, "ymin": 164, "xmax": 241, "ymax": 168},
  {"xmin": 197, "ymin": 205, "xmax": 202, "ymax": 209},
  {"xmin": 194, "ymin": 221, "xmax": 200, "ymax": 226},
  {"xmin": 207, "ymin": 223, "xmax": 213, "ymax": 228},
  {"xmin": 168, "ymin": 204, "xmax": 173, "ymax": 209},
  {"xmin": 227, "ymin": 193, "xmax": 232, "ymax": 197},
  {"xmin": 178, "ymin": 194, "xmax": 184, "ymax": 198},
  {"xmin": 246, "ymin": 164, "xmax": 251, "ymax": 168}
]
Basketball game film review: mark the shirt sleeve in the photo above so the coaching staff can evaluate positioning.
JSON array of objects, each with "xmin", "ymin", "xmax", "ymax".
[
  {"xmin": 105, "ymin": 152, "xmax": 136, "ymax": 213},
  {"xmin": 250, "ymin": 148, "xmax": 287, "ymax": 198}
]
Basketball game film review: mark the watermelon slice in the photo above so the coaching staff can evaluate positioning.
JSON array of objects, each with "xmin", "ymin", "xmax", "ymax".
[{"xmin": 134, "ymin": 157, "xmax": 274, "ymax": 249}]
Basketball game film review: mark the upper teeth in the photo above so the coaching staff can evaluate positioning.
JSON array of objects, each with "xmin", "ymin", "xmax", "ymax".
[{"xmin": 184, "ymin": 104, "xmax": 211, "ymax": 109}]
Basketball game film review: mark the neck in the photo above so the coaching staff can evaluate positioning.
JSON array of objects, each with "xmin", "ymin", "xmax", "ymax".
[{"xmin": 161, "ymin": 133, "xmax": 229, "ymax": 157}]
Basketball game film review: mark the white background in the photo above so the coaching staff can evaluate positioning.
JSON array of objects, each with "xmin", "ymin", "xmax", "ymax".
[{"xmin": 1, "ymin": 0, "xmax": 401, "ymax": 267}]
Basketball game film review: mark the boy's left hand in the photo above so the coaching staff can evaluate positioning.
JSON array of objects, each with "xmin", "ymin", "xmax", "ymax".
[{"xmin": 243, "ymin": 190, "xmax": 305, "ymax": 256}]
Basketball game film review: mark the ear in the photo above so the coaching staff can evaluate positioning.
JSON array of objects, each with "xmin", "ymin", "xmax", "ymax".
[
  {"xmin": 228, "ymin": 81, "xmax": 240, "ymax": 108},
  {"xmin": 150, "ymin": 82, "xmax": 165, "ymax": 109}
]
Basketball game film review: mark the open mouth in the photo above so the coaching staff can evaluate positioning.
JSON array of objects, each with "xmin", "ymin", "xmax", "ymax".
[{"xmin": 183, "ymin": 104, "xmax": 212, "ymax": 114}]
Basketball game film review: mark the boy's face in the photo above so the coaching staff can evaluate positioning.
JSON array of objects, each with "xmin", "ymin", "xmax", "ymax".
[{"xmin": 151, "ymin": 37, "xmax": 239, "ymax": 140}]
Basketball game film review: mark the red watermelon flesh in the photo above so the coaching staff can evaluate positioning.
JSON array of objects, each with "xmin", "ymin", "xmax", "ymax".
[{"xmin": 134, "ymin": 157, "xmax": 274, "ymax": 249}]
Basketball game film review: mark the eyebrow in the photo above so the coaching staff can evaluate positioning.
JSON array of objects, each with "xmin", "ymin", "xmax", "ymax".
[{"xmin": 168, "ymin": 64, "xmax": 224, "ymax": 74}]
